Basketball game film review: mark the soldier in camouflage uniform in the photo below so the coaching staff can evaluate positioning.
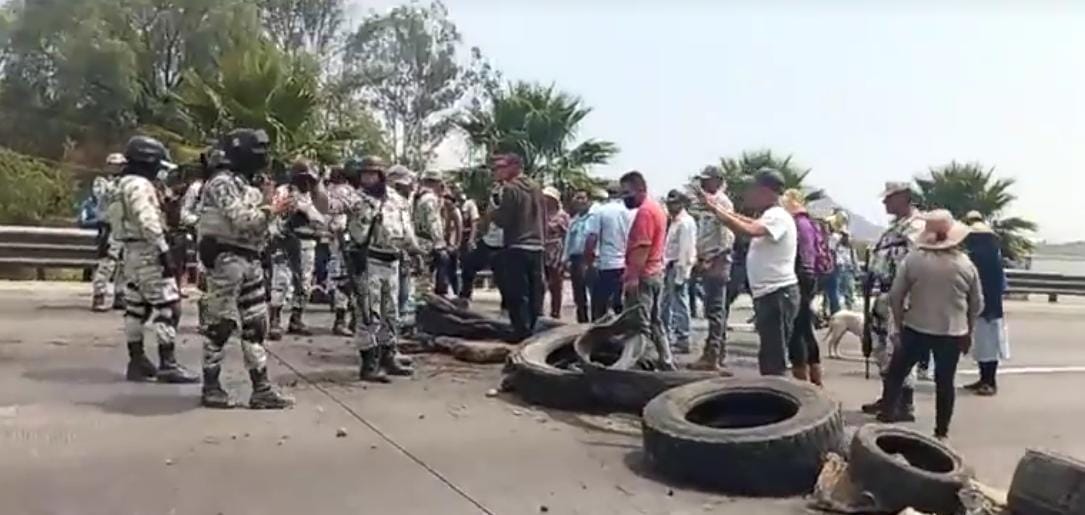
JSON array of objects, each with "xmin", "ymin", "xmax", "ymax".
[
  {"xmin": 317, "ymin": 157, "xmax": 418, "ymax": 383},
  {"xmin": 689, "ymin": 165, "xmax": 736, "ymax": 371},
  {"xmin": 413, "ymin": 170, "xmax": 447, "ymax": 299},
  {"xmin": 197, "ymin": 128, "xmax": 294, "ymax": 409},
  {"xmin": 108, "ymin": 137, "xmax": 199, "ymax": 384},
  {"xmin": 91, "ymin": 153, "xmax": 128, "ymax": 312},
  {"xmin": 861, "ymin": 182, "xmax": 926, "ymax": 420},
  {"xmin": 326, "ymin": 164, "xmax": 357, "ymax": 336},
  {"xmin": 387, "ymin": 165, "xmax": 418, "ymax": 326},
  {"xmin": 268, "ymin": 160, "xmax": 325, "ymax": 339}
]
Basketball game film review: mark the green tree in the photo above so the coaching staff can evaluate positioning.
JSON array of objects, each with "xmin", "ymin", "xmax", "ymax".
[
  {"xmin": 256, "ymin": 0, "xmax": 345, "ymax": 61},
  {"xmin": 342, "ymin": 0, "xmax": 497, "ymax": 170},
  {"xmin": 457, "ymin": 81, "xmax": 617, "ymax": 201},
  {"xmin": 914, "ymin": 161, "xmax": 1037, "ymax": 260},
  {"xmin": 716, "ymin": 150, "xmax": 824, "ymax": 201}
]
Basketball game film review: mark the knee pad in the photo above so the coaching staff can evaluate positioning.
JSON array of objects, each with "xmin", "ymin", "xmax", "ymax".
[
  {"xmin": 206, "ymin": 319, "xmax": 236, "ymax": 346},
  {"xmin": 241, "ymin": 316, "xmax": 268, "ymax": 344},
  {"xmin": 151, "ymin": 302, "xmax": 181, "ymax": 327}
]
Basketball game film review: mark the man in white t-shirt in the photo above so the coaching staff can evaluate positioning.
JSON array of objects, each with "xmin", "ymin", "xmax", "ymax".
[{"xmin": 697, "ymin": 168, "xmax": 799, "ymax": 376}]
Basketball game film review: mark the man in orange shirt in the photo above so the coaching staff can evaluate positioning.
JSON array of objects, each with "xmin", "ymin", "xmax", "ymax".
[{"xmin": 620, "ymin": 171, "xmax": 674, "ymax": 370}]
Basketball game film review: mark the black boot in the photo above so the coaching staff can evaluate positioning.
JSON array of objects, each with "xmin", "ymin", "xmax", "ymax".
[
  {"xmin": 359, "ymin": 348, "xmax": 390, "ymax": 384},
  {"xmin": 112, "ymin": 294, "xmax": 126, "ymax": 310},
  {"xmin": 156, "ymin": 345, "xmax": 199, "ymax": 384},
  {"xmin": 878, "ymin": 387, "xmax": 917, "ymax": 423},
  {"xmin": 860, "ymin": 398, "xmax": 883, "ymax": 415},
  {"xmin": 332, "ymin": 309, "xmax": 354, "ymax": 337},
  {"xmin": 287, "ymin": 309, "xmax": 311, "ymax": 336},
  {"xmin": 381, "ymin": 346, "xmax": 414, "ymax": 377},
  {"xmin": 200, "ymin": 367, "xmax": 234, "ymax": 409},
  {"xmin": 248, "ymin": 368, "xmax": 294, "ymax": 409},
  {"xmin": 126, "ymin": 341, "xmax": 157, "ymax": 382},
  {"xmin": 268, "ymin": 307, "xmax": 283, "ymax": 341}
]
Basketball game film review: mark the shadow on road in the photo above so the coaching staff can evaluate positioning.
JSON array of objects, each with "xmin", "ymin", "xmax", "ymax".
[
  {"xmin": 80, "ymin": 392, "xmax": 199, "ymax": 416},
  {"xmin": 24, "ymin": 367, "xmax": 122, "ymax": 385}
]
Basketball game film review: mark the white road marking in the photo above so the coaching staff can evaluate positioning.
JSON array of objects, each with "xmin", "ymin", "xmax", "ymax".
[{"xmin": 958, "ymin": 366, "xmax": 1085, "ymax": 376}]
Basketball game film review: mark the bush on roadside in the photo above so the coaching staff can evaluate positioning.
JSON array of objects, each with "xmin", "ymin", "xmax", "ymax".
[{"xmin": 0, "ymin": 146, "xmax": 75, "ymax": 225}]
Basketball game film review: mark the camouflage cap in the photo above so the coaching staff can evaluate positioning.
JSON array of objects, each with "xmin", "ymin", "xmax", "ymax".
[
  {"xmin": 420, "ymin": 169, "xmax": 443, "ymax": 183},
  {"xmin": 698, "ymin": 165, "xmax": 725, "ymax": 181},
  {"xmin": 387, "ymin": 164, "xmax": 416, "ymax": 186}
]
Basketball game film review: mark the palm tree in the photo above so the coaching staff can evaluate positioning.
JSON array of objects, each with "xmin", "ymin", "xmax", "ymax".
[
  {"xmin": 684, "ymin": 150, "xmax": 824, "ymax": 212},
  {"xmin": 914, "ymin": 161, "xmax": 1037, "ymax": 261},
  {"xmin": 457, "ymin": 81, "xmax": 617, "ymax": 201},
  {"xmin": 178, "ymin": 35, "xmax": 368, "ymax": 166}
]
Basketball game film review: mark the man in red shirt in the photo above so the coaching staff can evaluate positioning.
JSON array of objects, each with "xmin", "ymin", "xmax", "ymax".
[{"xmin": 620, "ymin": 171, "xmax": 675, "ymax": 370}]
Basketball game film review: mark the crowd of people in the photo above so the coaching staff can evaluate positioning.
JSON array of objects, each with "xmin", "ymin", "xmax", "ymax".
[{"xmin": 80, "ymin": 133, "xmax": 1008, "ymax": 438}]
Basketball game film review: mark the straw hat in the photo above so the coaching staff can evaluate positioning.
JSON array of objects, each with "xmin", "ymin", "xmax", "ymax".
[
  {"xmin": 880, "ymin": 181, "xmax": 913, "ymax": 199},
  {"xmin": 917, "ymin": 209, "xmax": 972, "ymax": 250},
  {"xmin": 542, "ymin": 186, "xmax": 561, "ymax": 202},
  {"xmin": 962, "ymin": 210, "xmax": 994, "ymax": 234}
]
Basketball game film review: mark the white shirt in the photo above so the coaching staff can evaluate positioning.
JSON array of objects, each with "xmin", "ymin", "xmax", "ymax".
[
  {"xmin": 461, "ymin": 199, "xmax": 480, "ymax": 224},
  {"xmin": 664, "ymin": 210, "xmax": 697, "ymax": 283},
  {"xmin": 746, "ymin": 206, "xmax": 798, "ymax": 298},
  {"xmin": 585, "ymin": 199, "xmax": 635, "ymax": 271}
]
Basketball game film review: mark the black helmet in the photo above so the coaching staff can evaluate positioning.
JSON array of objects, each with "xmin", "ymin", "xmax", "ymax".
[
  {"xmin": 221, "ymin": 128, "xmax": 270, "ymax": 174},
  {"xmin": 123, "ymin": 135, "xmax": 172, "ymax": 169}
]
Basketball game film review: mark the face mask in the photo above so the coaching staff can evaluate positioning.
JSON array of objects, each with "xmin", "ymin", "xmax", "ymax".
[
  {"xmin": 363, "ymin": 183, "xmax": 387, "ymax": 197},
  {"xmin": 623, "ymin": 193, "xmax": 644, "ymax": 209}
]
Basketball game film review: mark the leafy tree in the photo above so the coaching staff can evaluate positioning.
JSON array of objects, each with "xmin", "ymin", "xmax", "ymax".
[
  {"xmin": 457, "ymin": 81, "xmax": 617, "ymax": 201},
  {"xmin": 256, "ymin": 0, "xmax": 345, "ymax": 61},
  {"xmin": 0, "ymin": 147, "xmax": 74, "ymax": 225},
  {"xmin": 342, "ymin": 0, "xmax": 497, "ymax": 170},
  {"xmin": 914, "ymin": 161, "xmax": 1037, "ymax": 260},
  {"xmin": 716, "ymin": 150, "xmax": 824, "ymax": 202}
]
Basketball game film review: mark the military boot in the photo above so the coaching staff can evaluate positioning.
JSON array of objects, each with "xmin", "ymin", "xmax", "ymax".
[
  {"xmin": 877, "ymin": 388, "xmax": 917, "ymax": 424},
  {"xmin": 287, "ymin": 309, "xmax": 311, "ymax": 336},
  {"xmin": 268, "ymin": 307, "xmax": 283, "ymax": 341},
  {"xmin": 381, "ymin": 347, "xmax": 414, "ymax": 377},
  {"xmin": 156, "ymin": 345, "xmax": 199, "ymax": 384},
  {"xmin": 861, "ymin": 398, "xmax": 883, "ymax": 415},
  {"xmin": 359, "ymin": 348, "xmax": 390, "ymax": 384},
  {"xmin": 200, "ymin": 367, "xmax": 234, "ymax": 409},
  {"xmin": 112, "ymin": 294, "xmax": 126, "ymax": 311},
  {"xmin": 126, "ymin": 341, "xmax": 158, "ymax": 382},
  {"xmin": 689, "ymin": 346, "xmax": 721, "ymax": 371},
  {"xmin": 91, "ymin": 293, "xmax": 110, "ymax": 312},
  {"xmin": 248, "ymin": 368, "xmax": 295, "ymax": 409},
  {"xmin": 332, "ymin": 309, "xmax": 354, "ymax": 337}
]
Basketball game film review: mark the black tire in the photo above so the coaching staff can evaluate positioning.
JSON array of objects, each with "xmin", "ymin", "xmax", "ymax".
[
  {"xmin": 573, "ymin": 309, "xmax": 641, "ymax": 370},
  {"xmin": 642, "ymin": 377, "xmax": 843, "ymax": 497},
  {"xmin": 848, "ymin": 424, "xmax": 972, "ymax": 515},
  {"xmin": 580, "ymin": 360, "xmax": 726, "ymax": 413},
  {"xmin": 506, "ymin": 324, "xmax": 594, "ymax": 410},
  {"xmin": 1008, "ymin": 449, "xmax": 1085, "ymax": 515}
]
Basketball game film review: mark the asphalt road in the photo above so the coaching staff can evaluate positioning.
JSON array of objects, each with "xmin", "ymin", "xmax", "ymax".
[{"xmin": 2, "ymin": 281, "xmax": 1084, "ymax": 515}]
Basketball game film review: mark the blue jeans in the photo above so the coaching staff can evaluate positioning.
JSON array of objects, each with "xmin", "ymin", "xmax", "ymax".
[
  {"xmin": 823, "ymin": 269, "xmax": 842, "ymax": 315},
  {"xmin": 661, "ymin": 263, "xmax": 691, "ymax": 351},
  {"xmin": 590, "ymin": 268, "xmax": 624, "ymax": 321}
]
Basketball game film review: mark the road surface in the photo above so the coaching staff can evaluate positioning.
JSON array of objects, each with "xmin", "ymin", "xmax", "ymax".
[{"xmin": 2, "ymin": 281, "xmax": 1084, "ymax": 514}]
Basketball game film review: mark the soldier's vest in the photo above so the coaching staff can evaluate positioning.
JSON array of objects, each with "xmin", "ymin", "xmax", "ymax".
[
  {"xmin": 197, "ymin": 171, "xmax": 267, "ymax": 251},
  {"xmin": 346, "ymin": 191, "xmax": 408, "ymax": 256},
  {"xmin": 110, "ymin": 175, "xmax": 164, "ymax": 242}
]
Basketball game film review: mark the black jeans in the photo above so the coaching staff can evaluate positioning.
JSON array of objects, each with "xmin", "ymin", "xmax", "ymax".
[
  {"xmin": 434, "ymin": 249, "xmax": 459, "ymax": 296},
  {"xmin": 752, "ymin": 284, "xmax": 800, "ymax": 376},
  {"xmin": 787, "ymin": 275, "xmax": 821, "ymax": 366},
  {"xmin": 568, "ymin": 255, "xmax": 590, "ymax": 323},
  {"xmin": 503, "ymin": 248, "xmax": 544, "ymax": 341},
  {"xmin": 590, "ymin": 268, "xmax": 625, "ymax": 321},
  {"xmin": 884, "ymin": 327, "xmax": 963, "ymax": 436},
  {"xmin": 460, "ymin": 243, "xmax": 501, "ymax": 301}
]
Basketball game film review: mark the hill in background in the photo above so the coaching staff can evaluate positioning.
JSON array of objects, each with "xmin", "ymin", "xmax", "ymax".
[{"xmin": 808, "ymin": 197, "xmax": 883, "ymax": 242}]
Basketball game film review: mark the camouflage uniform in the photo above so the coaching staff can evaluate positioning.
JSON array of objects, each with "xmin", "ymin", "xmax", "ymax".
[
  {"xmin": 865, "ymin": 205, "xmax": 925, "ymax": 414},
  {"xmin": 197, "ymin": 130, "xmax": 292, "ymax": 409},
  {"xmin": 108, "ymin": 138, "xmax": 198, "ymax": 384},
  {"xmin": 91, "ymin": 176, "xmax": 125, "ymax": 310},
  {"xmin": 268, "ymin": 184, "xmax": 324, "ymax": 336},
  {"xmin": 412, "ymin": 184, "xmax": 446, "ymax": 298},
  {"xmin": 180, "ymin": 179, "xmax": 207, "ymax": 331},
  {"xmin": 325, "ymin": 180, "xmax": 418, "ymax": 381},
  {"xmin": 326, "ymin": 181, "xmax": 356, "ymax": 335}
]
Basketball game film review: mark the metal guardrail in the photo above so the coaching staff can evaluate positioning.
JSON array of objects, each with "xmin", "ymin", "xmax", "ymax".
[{"xmin": 2, "ymin": 225, "xmax": 1082, "ymax": 300}]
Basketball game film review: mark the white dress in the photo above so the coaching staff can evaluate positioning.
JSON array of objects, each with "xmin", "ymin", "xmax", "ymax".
[{"xmin": 972, "ymin": 317, "xmax": 1010, "ymax": 362}]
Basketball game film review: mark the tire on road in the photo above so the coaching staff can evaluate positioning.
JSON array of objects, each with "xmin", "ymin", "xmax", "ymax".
[
  {"xmin": 848, "ymin": 424, "xmax": 972, "ymax": 515},
  {"xmin": 642, "ymin": 377, "xmax": 844, "ymax": 496},
  {"xmin": 573, "ymin": 309, "xmax": 641, "ymax": 370},
  {"xmin": 580, "ymin": 360, "xmax": 727, "ymax": 413},
  {"xmin": 1008, "ymin": 449, "xmax": 1085, "ymax": 515},
  {"xmin": 506, "ymin": 324, "xmax": 594, "ymax": 410}
]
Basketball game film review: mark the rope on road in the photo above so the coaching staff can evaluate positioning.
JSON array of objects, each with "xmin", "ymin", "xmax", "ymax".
[{"xmin": 268, "ymin": 349, "xmax": 496, "ymax": 515}]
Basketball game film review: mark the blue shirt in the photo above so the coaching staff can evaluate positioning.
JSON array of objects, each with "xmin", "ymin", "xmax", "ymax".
[
  {"xmin": 563, "ymin": 206, "xmax": 595, "ymax": 260},
  {"xmin": 585, "ymin": 200, "xmax": 635, "ymax": 271}
]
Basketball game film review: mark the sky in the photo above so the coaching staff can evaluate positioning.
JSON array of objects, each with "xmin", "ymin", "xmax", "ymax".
[{"xmin": 349, "ymin": 1, "xmax": 1085, "ymax": 242}]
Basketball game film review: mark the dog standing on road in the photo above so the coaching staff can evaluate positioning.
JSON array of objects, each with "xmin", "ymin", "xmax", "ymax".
[{"xmin": 825, "ymin": 310, "xmax": 864, "ymax": 359}]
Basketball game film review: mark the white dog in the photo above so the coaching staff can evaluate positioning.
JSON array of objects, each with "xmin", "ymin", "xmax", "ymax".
[{"xmin": 825, "ymin": 310, "xmax": 864, "ymax": 359}]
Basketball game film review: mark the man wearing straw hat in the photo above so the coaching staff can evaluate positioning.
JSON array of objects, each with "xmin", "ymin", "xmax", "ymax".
[
  {"xmin": 961, "ymin": 210, "xmax": 1009, "ymax": 397},
  {"xmin": 881, "ymin": 210, "xmax": 983, "ymax": 439}
]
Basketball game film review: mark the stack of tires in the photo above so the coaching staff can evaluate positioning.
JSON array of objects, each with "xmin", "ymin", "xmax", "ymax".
[{"xmin": 1008, "ymin": 449, "xmax": 1085, "ymax": 515}]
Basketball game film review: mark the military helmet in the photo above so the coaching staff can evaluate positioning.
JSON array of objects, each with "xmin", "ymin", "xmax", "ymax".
[
  {"xmin": 221, "ymin": 128, "xmax": 270, "ymax": 173},
  {"xmin": 123, "ymin": 135, "xmax": 173, "ymax": 169}
]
